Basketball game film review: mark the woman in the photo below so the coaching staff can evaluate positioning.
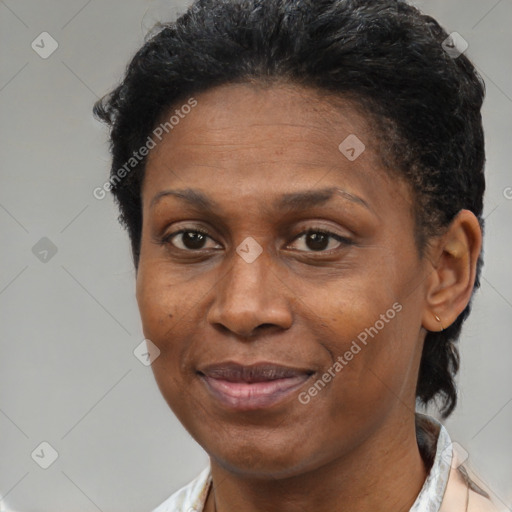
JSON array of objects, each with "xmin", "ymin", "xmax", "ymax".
[{"xmin": 93, "ymin": 0, "xmax": 501, "ymax": 510}]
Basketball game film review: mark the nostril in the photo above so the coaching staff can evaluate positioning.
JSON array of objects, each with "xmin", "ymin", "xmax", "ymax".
[{"xmin": 258, "ymin": 323, "xmax": 275, "ymax": 330}]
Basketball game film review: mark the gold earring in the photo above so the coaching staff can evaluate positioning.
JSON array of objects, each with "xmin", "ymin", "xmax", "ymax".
[{"xmin": 434, "ymin": 314, "xmax": 445, "ymax": 331}]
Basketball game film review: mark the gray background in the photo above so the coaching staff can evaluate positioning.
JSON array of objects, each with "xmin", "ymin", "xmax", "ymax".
[{"xmin": 0, "ymin": 0, "xmax": 511, "ymax": 510}]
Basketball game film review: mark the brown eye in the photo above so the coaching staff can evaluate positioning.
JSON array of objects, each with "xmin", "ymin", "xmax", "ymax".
[
  {"xmin": 163, "ymin": 229, "xmax": 220, "ymax": 251},
  {"xmin": 289, "ymin": 229, "xmax": 352, "ymax": 252}
]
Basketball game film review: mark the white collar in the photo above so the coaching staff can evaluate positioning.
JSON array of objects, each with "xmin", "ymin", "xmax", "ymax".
[{"xmin": 410, "ymin": 413, "xmax": 452, "ymax": 512}]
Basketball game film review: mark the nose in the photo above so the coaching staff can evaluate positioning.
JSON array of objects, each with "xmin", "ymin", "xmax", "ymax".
[{"xmin": 206, "ymin": 245, "xmax": 293, "ymax": 339}]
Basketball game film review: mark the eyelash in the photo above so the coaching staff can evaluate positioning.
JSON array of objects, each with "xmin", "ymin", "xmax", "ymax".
[{"xmin": 160, "ymin": 227, "xmax": 352, "ymax": 254}]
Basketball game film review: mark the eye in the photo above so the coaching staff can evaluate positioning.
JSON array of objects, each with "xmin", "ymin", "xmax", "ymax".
[
  {"xmin": 162, "ymin": 228, "xmax": 221, "ymax": 251},
  {"xmin": 288, "ymin": 229, "xmax": 352, "ymax": 252},
  {"xmin": 160, "ymin": 227, "xmax": 351, "ymax": 253}
]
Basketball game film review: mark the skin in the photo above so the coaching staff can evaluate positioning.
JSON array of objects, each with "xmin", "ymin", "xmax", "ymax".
[{"xmin": 135, "ymin": 82, "xmax": 482, "ymax": 512}]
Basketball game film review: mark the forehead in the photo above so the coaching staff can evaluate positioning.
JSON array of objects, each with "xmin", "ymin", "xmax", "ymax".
[
  {"xmin": 142, "ymin": 82, "xmax": 410, "ymax": 214},
  {"xmin": 147, "ymin": 82, "xmax": 372, "ymax": 164}
]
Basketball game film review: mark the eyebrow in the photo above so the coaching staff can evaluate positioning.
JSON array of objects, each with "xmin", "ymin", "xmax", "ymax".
[{"xmin": 149, "ymin": 186, "xmax": 372, "ymax": 213}]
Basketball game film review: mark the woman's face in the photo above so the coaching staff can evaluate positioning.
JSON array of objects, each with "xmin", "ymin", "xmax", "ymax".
[{"xmin": 136, "ymin": 83, "xmax": 431, "ymax": 477}]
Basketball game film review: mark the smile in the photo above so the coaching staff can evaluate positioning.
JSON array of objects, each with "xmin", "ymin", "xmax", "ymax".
[{"xmin": 197, "ymin": 362, "xmax": 314, "ymax": 410}]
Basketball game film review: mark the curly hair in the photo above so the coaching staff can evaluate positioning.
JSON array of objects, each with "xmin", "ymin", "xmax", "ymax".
[{"xmin": 93, "ymin": 0, "xmax": 486, "ymax": 418}]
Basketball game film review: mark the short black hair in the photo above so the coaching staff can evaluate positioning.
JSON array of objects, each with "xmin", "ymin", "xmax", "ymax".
[{"xmin": 93, "ymin": 0, "xmax": 486, "ymax": 418}]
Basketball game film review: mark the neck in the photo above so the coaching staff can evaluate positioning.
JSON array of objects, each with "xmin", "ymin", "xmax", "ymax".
[{"xmin": 205, "ymin": 412, "xmax": 428, "ymax": 512}]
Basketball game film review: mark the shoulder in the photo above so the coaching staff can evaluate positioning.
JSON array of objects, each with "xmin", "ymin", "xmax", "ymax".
[
  {"xmin": 441, "ymin": 464, "xmax": 504, "ymax": 512},
  {"xmin": 151, "ymin": 466, "xmax": 211, "ymax": 512},
  {"xmin": 468, "ymin": 490, "xmax": 504, "ymax": 512}
]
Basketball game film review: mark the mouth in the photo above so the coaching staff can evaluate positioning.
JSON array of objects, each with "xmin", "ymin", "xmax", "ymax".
[{"xmin": 197, "ymin": 361, "xmax": 314, "ymax": 411}]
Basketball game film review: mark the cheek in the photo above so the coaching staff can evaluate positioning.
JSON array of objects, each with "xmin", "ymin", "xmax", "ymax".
[
  {"xmin": 135, "ymin": 261, "xmax": 215, "ymax": 396},
  {"xmin": 302, "ymin": 274, "xmax": 415, "ymax": 409},
  {"xmin": 135, "ymin": 266, "xmax": 193, "ymax": 373},
  {"xmin": 135, "ymin": 266, "xmax": 194, "ymax": 414},
  {"xmin": 136, "ymin": 261, "xmax": 199, "ymax": 338},
  {"xmin": 136, "ymin": 269, "xmax": 170, "ymax": 340}
]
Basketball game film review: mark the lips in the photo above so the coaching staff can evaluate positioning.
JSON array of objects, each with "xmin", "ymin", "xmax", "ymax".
[{"xmin": 197, "ymin": 362, "xmax": 314, "ymax": 410}]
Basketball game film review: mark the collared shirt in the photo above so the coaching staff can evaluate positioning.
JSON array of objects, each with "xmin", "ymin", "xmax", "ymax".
[{"xmin": 152, "ymin": 413, "xmax": 501, "ymax": 512}]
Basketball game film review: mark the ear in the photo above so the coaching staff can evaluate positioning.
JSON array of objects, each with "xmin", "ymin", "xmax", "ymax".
[{"xmin": 422, "ymin": 209, "xmax": 482, "ymax": 332}]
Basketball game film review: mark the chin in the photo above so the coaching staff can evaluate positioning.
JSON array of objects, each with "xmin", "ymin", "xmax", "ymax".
[{"xmin": 204, "ymin": 431, "xmax": 322, "ymax": 479}]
